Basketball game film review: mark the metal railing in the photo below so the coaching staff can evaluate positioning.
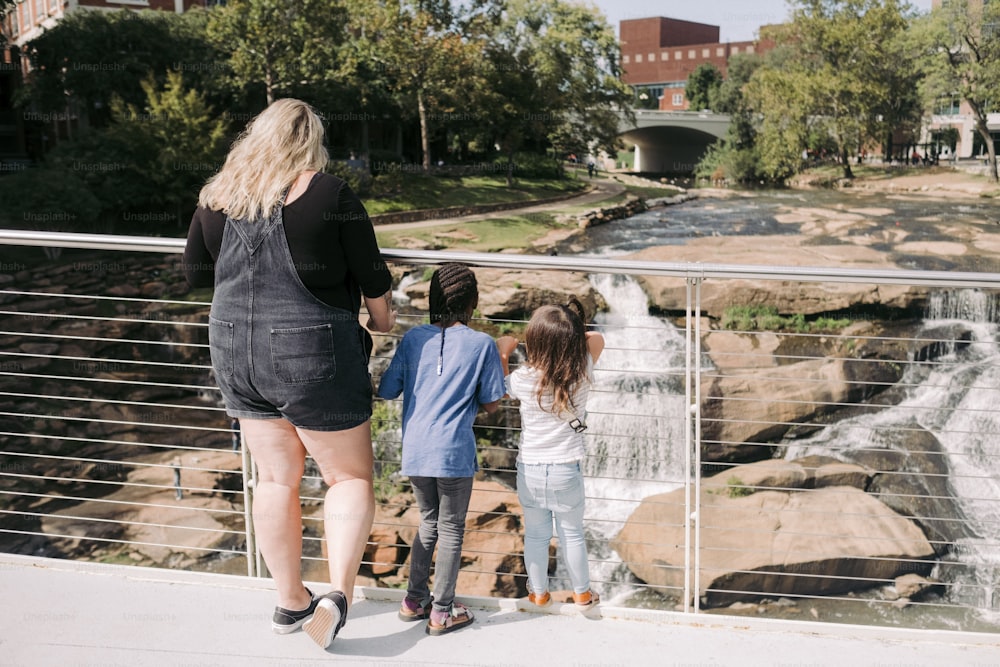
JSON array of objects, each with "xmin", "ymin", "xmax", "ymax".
[{"xmin": 1, "ymin": 229, "xmax": 998, "ymax": 635}]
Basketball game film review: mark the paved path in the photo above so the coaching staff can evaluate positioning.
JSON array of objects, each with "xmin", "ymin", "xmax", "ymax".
[{"xmin": 5, "ymin": 554, "xmax": 999, "ymax": 667}]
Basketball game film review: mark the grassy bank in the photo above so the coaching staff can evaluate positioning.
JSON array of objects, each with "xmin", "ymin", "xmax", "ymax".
[
  {"xmin": 369, "ymin": 172, "xmax": 685, "ymax": 252},
  {"xmin": 375, "ymin": 212, "xmax": 562, "ymax": 252},
  {"xmin": 363, "ymin": 174, "xmax": 588, "ymax": 215}
]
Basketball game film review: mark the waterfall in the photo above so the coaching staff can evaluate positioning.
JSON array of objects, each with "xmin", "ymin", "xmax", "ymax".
[
  {"xmin": 570, "ymin": 273, "xmax": 696, "ymax": 600},
  {"xmin": 785, "ymin": 288, "xmax": 1000, "ymax": 617},
  {"xmin": 584, "ymin": 272, "xmax": 691, "ymax": 531}
]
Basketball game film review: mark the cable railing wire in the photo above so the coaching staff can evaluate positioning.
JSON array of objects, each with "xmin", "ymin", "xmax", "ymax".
[{"xmin": 1, "ymin": 230, "xmax": 998, "ymax": 635}]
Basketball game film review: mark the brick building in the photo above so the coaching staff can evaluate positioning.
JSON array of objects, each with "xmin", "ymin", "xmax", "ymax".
[{"xmin": 619, "ymin": 16, "xmax": 771, "ymax": 111}]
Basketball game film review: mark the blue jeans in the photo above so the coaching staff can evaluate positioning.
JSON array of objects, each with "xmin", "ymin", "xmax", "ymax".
[
  {"xmin": 517, "ymin": 461, "xmax": 591, "ymax": 595},
  {"xmin": 407, "ymin": 476, "xmax": 473, "ymax": 612}
]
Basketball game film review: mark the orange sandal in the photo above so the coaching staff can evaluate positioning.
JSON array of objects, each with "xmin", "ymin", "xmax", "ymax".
[{"xmin": 528, "ymin": 591, "xmax": 551, "ymax": 607}]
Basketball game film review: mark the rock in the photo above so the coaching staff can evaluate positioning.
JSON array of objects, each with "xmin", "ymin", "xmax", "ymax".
[
  {"xmin": 893, "ymin": 573, "xmax": 941, "ymax": 601},
  {"xmin": 611, "ymin": 482, "xmax": 935, "ymax": 607},
  {"xmin": 623, "ymin": 241, "xmax": 928, "ymax": 318},
  {"xmin": 702, "ymin": 459, "xmax": 809, "ymax": 495},
  {"xmin": 402, "ymin": 268, "xmax": 607, "ymax": 321},
  {"xmin": 700, "ymin": 354, "xmax": 903, "ymax": 463},
  {"xmin": 841, "ymin": 424, "xmax": 979, "ymax": 556},
  {"xmin": 792, "ymin": 456, "xmax": 871, "ymax": 490}
]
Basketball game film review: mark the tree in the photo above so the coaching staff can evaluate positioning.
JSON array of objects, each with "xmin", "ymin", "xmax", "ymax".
[
  {"xmin": 344, "ymin": 0, "xmax": 477, "ymax": 171},
  {"xmin": 694, "ymin": 53, "xmax": 766, "ymax": 184},
  {"xmin": 36, "ymin": 71, "xmax": 228, "ymax": 232},
  {"xmin": 746, "ymin": 0, "xmax": 919, "ymax": 180},
  {"xmin": 110, "ymin": 71, "xmax": 229, "ymax": 225},
  {"xmin": 206, "ymin": 0, "xmax": 350, "ymax": 106},
  {"xmin": 686, "ymin": 63, "xmax": 723, "ymax": 112},
  {"xmin": 915, "ymin": 0, "xmax": 1000, "ymax": 182},
  {"xmin": 469, "ymin": 0, "xmax": 632, "ymax": 184},
  {"xmin": 17, "ymin": 9, "xmax": 226, "ymax": 129}
]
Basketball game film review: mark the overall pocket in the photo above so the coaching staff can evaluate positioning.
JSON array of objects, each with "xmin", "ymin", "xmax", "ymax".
[
  {"xmin": 208, "ymin": 316, "xmax": 235, "ymax": 377},
  {"xmin": 270, "ymin": 324, "xmax": 337, "ymax": 384}
]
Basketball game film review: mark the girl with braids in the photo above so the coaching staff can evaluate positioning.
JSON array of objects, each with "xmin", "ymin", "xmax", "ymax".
[
  {"xmin": 377, "ymin": 263, "xmax": 505, "ymax": 635},
  {"xmin": 496, "ymin": 300, "xmax": 604, "ymax": 609}
]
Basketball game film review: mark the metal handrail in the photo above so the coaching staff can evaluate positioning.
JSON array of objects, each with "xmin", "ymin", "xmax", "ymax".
[{"xmin": 4, "ymin": 228, "xmax": 1000, "ymax": 287}]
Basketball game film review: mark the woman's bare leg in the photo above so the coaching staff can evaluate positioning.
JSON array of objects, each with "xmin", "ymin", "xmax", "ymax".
[
  {"xmin": 298, "ymin": 421, "xmax": 375, "ymax": 604},
  {"xmin": 239, "ymin": 418, "xmax": 312, "ymax": 611}
]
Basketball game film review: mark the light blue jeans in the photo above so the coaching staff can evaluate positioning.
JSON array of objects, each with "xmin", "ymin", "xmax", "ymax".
[{"xmin": 517, "ymin": 460, "xmax": 591, "ymax": 595}]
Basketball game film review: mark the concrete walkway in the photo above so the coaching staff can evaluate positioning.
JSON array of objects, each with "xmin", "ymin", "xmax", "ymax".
[{"xmin": 4, "ymin": 553, "xmax": 999, "ymax": 666}]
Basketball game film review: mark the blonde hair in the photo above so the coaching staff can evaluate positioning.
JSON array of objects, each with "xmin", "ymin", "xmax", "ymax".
[{"xmin": 198, "ymin": 98, "xmax": 328, "ymax": 221}]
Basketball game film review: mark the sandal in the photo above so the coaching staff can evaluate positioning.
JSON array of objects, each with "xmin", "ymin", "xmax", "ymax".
[
  {"xmin": 573, "ymin": 589, "xmax": 600, "ymax": 608},
  {"xmin": 398, "ymin": 596, "xmax": 433, "ymax": 622},
  {"xmin": 426, "ymin": 602, "xmax": 475, "ymax": 636}
]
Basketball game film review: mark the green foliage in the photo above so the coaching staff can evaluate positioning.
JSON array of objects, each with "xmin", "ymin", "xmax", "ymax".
[
  {"xmin": 371, "ymin": 401, "xmax": 403, "ymax": 503},
  {"xmin": 745, "ymin": 0, "xmax": 920, "ymax": 181},
  {"xmin": 686, "ymin": 63, "xmax": 723, "ymax": 111},
  {"xmin": 21, "ymin": 72, "xmax": 228, "ymax": 233},
  {"xmin": 17, "ymin": 9, "xmax": 230, "ymax": 125},
  {"xmin": 206, "ymin": 0, "xmax": 350, "ymax": 105},
  {"xmin": 326, "ymin": 160, "xmax": 374, "ymax": 197},
  {"xmin": 721, "ymin": 305, "xmax": 851, "ymax": 333},
  {"xmin": 726, "ymin": 476, "xmax": 753, "ymax": 498},
  {"xmin": 0, "ymin": 167, "xmax": 102, "ymax": 232}
]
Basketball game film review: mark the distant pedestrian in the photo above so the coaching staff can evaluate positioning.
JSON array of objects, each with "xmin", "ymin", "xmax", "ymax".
[
  {"xmin": 587, "ymin": 161, "xmax": 595, "ymax": 178},
  {"xmin": 496, "ymin": 299, "xmax": 604, "ymax": 610}
]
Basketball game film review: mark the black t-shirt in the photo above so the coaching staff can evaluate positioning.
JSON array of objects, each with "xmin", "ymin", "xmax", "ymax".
[{"xmin": 183, "ymin": 172, "xmax": 391, "ymax": 314}]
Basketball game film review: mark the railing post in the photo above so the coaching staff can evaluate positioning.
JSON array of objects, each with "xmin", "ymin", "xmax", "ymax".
[{"xmin": 684, "ymin": 273, "xmax": 704, "ymax": 614}]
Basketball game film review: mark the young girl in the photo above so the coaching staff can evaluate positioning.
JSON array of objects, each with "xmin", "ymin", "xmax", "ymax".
[
  {"xmin": 377, "ymin": 263, "xmax": 506, "ymax": 635},
  {"xmin": 497, "ymin": 301, "xmax": 604, "ymax": 608}
]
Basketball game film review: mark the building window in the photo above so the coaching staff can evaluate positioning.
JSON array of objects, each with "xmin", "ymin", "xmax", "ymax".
[
  {"xmin": 702, "ymin": 48, "xmax": 710, "ymax": 58},
  {"xmin": 661, "ymin": 52, "xmax": 669, "ymax": 61},
  {"xmin": 688, "ymin": 49, "xmax": 696, "ymax": 59},
  {"xmin": 716, "ymin": 47, "xmax": 724, "ymax": 57},
  {"xmin": 636, "ymin": 54, "xmax": 643, "ymax": 63},
  {"xmin": 746, "ymin": 46, "xmax": 755, "ymax": 54},
  {"xmin": 732, "ymin": 46, "xmax": 740, "ymax": 54},
  {"xmin": 675, "ymin": 50, "xmax": 682, "ymax": 60},
  {"xmin": 623, "ymin": 55, "xmax": 630, "ymax": 64},
  {"xmin": 672, "ymin": 93, "xmax": 684, "ymax": 106},
  {"xmin": 934, "ymin": 96, "xmax": 960, "ymax": 115},
  {"xmin": 648, "ymin": 52, "xmax": 655, "ymax": 62}
]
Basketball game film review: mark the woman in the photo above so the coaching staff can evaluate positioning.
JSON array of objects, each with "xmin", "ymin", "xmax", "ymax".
[{"xmin": 183, "ymin": 98, "xmax": 395, "ymax": 650}]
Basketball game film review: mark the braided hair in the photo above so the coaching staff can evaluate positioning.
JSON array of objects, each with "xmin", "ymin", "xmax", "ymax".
[{"xmin": 428, "ymin": 263, "xmax": 479, "ymax": 375}]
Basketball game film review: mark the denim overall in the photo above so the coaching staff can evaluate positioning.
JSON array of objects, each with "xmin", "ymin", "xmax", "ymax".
[{"xmin": 208, "ymin": 198, "xmax": 372, "ymax": 431}]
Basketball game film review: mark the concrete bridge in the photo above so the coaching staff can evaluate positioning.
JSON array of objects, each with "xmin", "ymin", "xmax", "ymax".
[{"xmin": 619, "ymin": 109, "xmax": 730, "ymax": 174}]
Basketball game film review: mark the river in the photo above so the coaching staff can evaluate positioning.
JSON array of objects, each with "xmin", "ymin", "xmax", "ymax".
[{"xmin": 545, "ymin": 187, "xmax": 1000, "ymax": 632}]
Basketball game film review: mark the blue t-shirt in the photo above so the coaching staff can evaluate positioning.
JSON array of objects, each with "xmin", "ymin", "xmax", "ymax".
[{"xmin": 377, "ymin": 324, "xmax": 506, "ymax": 477}]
